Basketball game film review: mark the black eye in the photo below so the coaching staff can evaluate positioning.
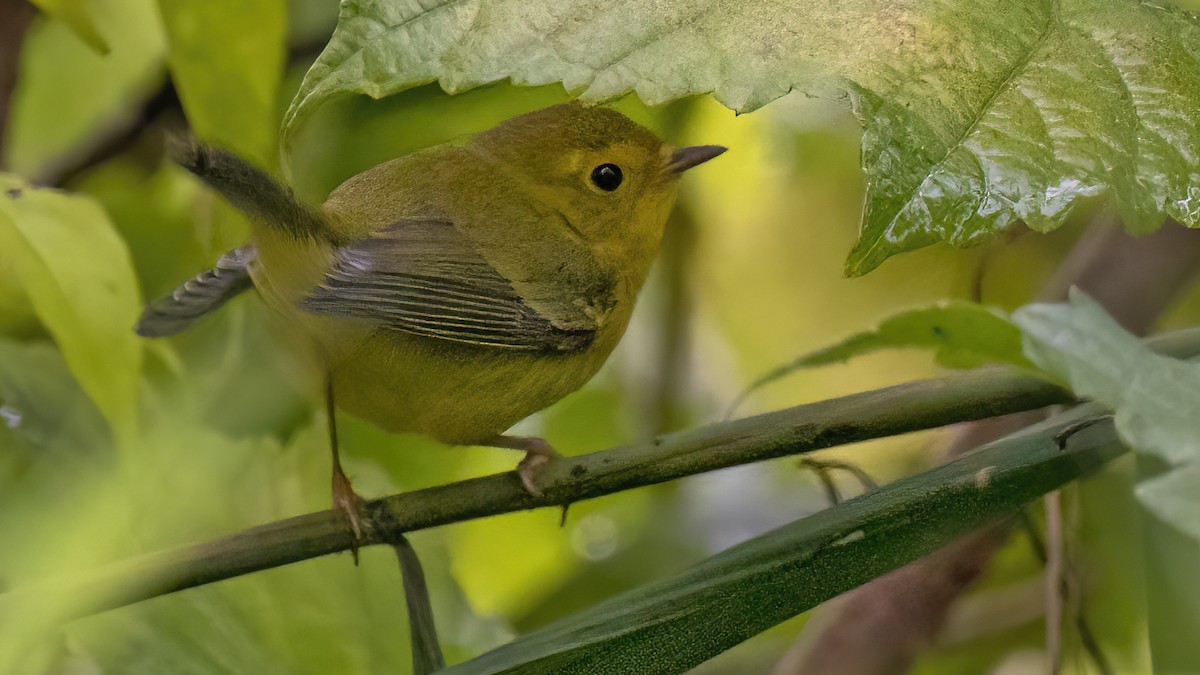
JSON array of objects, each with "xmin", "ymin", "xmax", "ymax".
[{"xmin": 590, "ymin": 164, "xmax": 623, "ymax": 191}]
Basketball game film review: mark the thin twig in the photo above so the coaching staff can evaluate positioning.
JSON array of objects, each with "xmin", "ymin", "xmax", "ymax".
[
  {"xmin": 1045, "ymin": 489, "xmax": 1064, "ymax": 673},
  {"xmin": 31, "ymin": 81, "xmax": 181, "ymax": 186},
  {"xmin": 799, "ymin": 457, "xmax": 879, "ymax": 497},
  {"xmin": 800, "ymin": 458, "xmax": 844, "ymax": 505},
  {"xmin": 1017, "ymin": 511, "xmax": 1115, "ymax": 675}
]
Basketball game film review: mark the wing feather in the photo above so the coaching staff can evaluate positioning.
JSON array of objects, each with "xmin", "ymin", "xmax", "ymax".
[{"xmin": 299, "ymin": 220, "xmax": 595, "ymax": 352}]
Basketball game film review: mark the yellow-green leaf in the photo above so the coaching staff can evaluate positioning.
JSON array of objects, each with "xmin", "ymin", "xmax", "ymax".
[
  {"xmin": 28, "ymin": 0, "xmax": 109, "ymax": 54},
  {"xmin": 0, "ymin": 176, "xmax": 141, "ymax": 448}
]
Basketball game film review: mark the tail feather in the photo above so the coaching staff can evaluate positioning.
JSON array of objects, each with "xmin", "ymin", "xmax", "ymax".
[
  {"xmin": 135, "ymin": 245, "xmax": 257, "ymax": 337},
  {"xmin": 168, "ymin": 137, "xmax": 331, "ymax": 242}
]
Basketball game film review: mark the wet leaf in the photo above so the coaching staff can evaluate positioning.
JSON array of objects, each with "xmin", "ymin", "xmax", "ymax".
[{"xmin": 283, "ymin": 0, "xmax": 1200, "ymax": 274}]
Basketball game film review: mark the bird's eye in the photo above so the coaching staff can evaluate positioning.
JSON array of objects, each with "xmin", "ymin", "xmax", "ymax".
[{"xmin": 590, "ymin": 164, "xmax": 623, "ymax": 191}]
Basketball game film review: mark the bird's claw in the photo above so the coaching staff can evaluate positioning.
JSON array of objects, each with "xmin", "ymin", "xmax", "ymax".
[
  {"xmin": 512, "ymin": 437, "xmax": 559, "ymax": 497},
  {"xmin": 332, "ymin": 468, "xmax": 366, "ymax": 563},
  {"xmin": 517, "ymin": 452, "xmax": 552, "ymax": 496}
]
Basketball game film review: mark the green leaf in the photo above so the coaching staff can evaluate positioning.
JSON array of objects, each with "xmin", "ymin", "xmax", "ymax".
[
  {"xmin": 1012, "ymin": 289, "xmax": 1200, "ymax": 538},
  {"xmin": 0, "ymin": 177, "xmax": 142, "ymax": 448},
  {"xmin": 27, "ymin": 0, "xmax": 109, "ymax": 54},
  {"xmin": 730, "ymin": 302, "xmax": 1028, "ymax": 415},
  {"xmin": 1014, "ymin": 289, "xmax": 1200, "ymax": 467},
  {"xmin": 157, "ymin": 0, "xmax": 286, "ymax": 166},
  {"xmin": 846, "ymin": 0, "xmax": 1200, "ymax": 274},
  {"xmin": 282, "ymin": 0, "xmax": 1200, "ymax": 274},
  {"xmin": 0, "ymin": 422, "xmax": 416, "ymax": 674},
  {"xmin": 438, "ymin": 407, "xmax": 1123, "ymax": 674}
]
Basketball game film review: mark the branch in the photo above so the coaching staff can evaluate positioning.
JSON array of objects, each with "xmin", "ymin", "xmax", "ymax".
[
  {"xmin": 5, "ymin": 365, "xmax": 1078, "ymax": 622},
  {"xmin": 10, "ymin": 324, "xmax": 1200, "ymax": 627}
]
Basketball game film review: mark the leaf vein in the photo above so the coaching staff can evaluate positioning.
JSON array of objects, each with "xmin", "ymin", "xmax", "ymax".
[{"xmin": 852, "ymin": 0, "xmax": 1059, "ymax": 272}]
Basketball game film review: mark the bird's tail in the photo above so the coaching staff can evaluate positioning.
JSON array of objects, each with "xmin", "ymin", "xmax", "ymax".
[
  {"xmin": 135, "ymin": 245, "xmax": 257, "ymax": 337},
  {"xmin": 168, "ymin": 137, "xmax": 330, "ymax": 241}
]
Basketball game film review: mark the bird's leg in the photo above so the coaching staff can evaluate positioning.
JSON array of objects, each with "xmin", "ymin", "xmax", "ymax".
[
  {"xmin": 488, "ymin": 436, "xmax": 561, "ymax": 496},
  {"xmin": 327, "ymin": 379, "xmax": 365, "ymax": 559}
]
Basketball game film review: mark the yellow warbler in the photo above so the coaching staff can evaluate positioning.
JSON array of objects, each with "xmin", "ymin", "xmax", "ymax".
[{"xmin": 138, "ymin": 103, "xmax": 724, "ymax": 538}]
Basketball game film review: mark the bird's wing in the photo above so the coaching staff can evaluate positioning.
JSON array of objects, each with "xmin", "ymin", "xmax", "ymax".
[
  {"xmin": 135, "ymin": 245, "xmax": 257, "ymax": 337},
  {"xmin": 298, "ymin": 220, "xmax": 597, "ymax": 352}
]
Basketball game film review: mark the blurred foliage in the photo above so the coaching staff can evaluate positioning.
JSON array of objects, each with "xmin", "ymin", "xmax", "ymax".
[
  {"xmin": 7, "ymin": 0, "xmax": 165, "ymax": 178},
  {"xmin": 26, "ymin": 0, "xmax": 108, "ymax": 55},
  {"xmin": 157, "ymin": 0, "xmax": 285, "ymax": 166},
  {"xmin": 1013, "ymin": 292, "xmax": 1200, "ymax": 671},
  {"xmin": 0, "ymin": 1, "xmax": 1198, "ymax": 674}
]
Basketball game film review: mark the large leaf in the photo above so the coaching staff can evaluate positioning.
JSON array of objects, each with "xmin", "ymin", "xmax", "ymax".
[
  {"xmin": 438, "ymin": 406, "xmax": 1123, "ymax": 674},
  {"xmin": 0, "ymin": 176, "xmax": 141, "ymax": 448},
  {"xmin": 157, "ymin": 0, "xmax": 286, "ymax": 166},
  {"xmin": 282, "ymin": 0, "xmax": 1200, "ymax": 274},
  {"xmin": 1013, "ymin": 289, "xmax": 1200, "ymax": 536}
]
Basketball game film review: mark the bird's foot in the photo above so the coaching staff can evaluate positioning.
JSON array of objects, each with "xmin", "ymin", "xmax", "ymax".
[
  {"xmin": 332, "ymin": 466, "xmax": 366, "ymax": 563},
  {"xmin": 492, "ymin": 436, "xmax": 561, "ymax": 497}
]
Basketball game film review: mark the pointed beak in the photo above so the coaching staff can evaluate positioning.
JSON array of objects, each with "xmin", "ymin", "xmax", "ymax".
[{"xmin": 665, "ymin": 145, "xmax": 727, "ymax": 174}]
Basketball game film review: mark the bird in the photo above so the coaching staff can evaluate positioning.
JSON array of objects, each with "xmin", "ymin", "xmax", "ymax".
[{"xmin": 137, "ymin": 103, "xmax": 725, "ymax": 542}]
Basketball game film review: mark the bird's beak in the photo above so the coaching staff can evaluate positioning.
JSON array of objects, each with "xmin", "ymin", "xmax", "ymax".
[{"xmin": 665, "ymin": 145, "xmax": 727, "ymax": 174}]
